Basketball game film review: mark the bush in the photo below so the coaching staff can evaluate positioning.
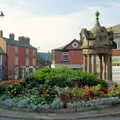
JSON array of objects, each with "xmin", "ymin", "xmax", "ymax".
[
  {"xmin": 6, "ymin": 83, "xmax": 23, "ymax": 97},
  {"xmin": 25, "ymin": 67, "xmax": 108, "ymax": 88},
  {"xmin": 25, "ymin": 67, "xmax": 51, "ymax": 88},
  {"xmin": 0, "ymin": 85, "xmax": 6, "ymax": 95}
]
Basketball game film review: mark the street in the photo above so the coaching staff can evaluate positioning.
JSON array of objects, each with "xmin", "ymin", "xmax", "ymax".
[
  {"xmin": 0, "ymin": 117, "xmax": 20, "ymax": 120},
  {"xmin": 84, "ymin": 116, "xmax": 120, "ymax": 120},
  {"xmin": 0, "ymin": 116, "xmax": 120, "ymax": 120}
]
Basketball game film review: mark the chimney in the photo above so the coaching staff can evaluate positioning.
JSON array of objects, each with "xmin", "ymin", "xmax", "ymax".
[
  {"xmin": 18, "ymin": 36, "xmax": 25, "ymax": 43},
  {"xmin": 0, "ymin": 30, "xmax": 3, "ymax": 38},
  {"xmin": 9, "ymin": 33, "xmax": 15, "ymax": 40},
  {"xmin": 18, "ymin": 36, "xmax": 30, "ymax": 45},
  {"xmin": 24, "ymin": 37, "xmax": 30, "ymax": 45}
]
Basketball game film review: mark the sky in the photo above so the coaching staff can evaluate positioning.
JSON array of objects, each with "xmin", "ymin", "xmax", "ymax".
[{"xmin": 0, "ymin": 0, "xmax": 120, "ymax": 52}]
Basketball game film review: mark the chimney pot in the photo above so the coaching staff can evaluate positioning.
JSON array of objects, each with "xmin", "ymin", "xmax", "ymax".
[
  {"xmin": 18, "ymin": 36, "xmax": 30, "ymax": 45},
  {"xmin": 9, "ymin": 33, "xmax": 15, "ymax": 40},
  {"xmin": 0, "ymin": 30, "xmax": 3, "ymax": 38}
]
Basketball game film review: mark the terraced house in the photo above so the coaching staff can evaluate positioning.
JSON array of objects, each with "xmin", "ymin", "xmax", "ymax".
[{"xmin": 0, "ymin": 30, "xmax": 37, "ymax": 80}]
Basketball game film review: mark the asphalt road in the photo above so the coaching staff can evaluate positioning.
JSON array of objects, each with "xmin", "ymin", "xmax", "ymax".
[
  {"xmin": 0, "ymin": 117, "xmax": 43, "ymax": 120},
  {"xmin": 84, "ymin": 116, "xmax": 120, "ymax": 120},
  {"xmin": 0, "ymin": 117, "xmax": 20, "ymax": 120},
  {"xmin": 1, "ymin": 116, "xmax": 120, "ymax": 120}
]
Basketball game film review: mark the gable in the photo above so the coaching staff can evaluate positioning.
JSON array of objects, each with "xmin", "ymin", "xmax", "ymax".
[{"xmin": 63, "ymin": 39, "xmax": 80, "ymax": 50}]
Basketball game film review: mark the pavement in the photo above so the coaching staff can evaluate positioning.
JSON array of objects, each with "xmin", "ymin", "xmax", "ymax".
[{"xmin": 1, "ymin": 104, "xmax": 120, "ymax": 120}]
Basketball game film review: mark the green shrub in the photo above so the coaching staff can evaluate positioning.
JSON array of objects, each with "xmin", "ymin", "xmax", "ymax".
[
  {"xmin": 25, "ymin": 67, "xmax": 51, "ymax": 88},
  {"xmin": 25, "ymin": 67, "xmax": 108, "ymax": 88},
  {"xmin": 6, "ymin": 83, "xmax": 23, "ymax": 97},
  {"xmin": 0, "ymin": 85, "xmax": 6, "ymax": 95}
]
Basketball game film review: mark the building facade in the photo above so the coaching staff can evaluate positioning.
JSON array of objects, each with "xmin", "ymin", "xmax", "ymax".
[
  {"xmin": 0, "ymin": 31, "xmax": 37, "ymax": 80},
  {"xmin": 51, "ymin": 39, "xmax": 83, "ymax": 69},
  {"xmin": 51, "ymin": 23, "xmax": 120, "ymax": 83},
  {"xmin": 108, "ymin": 24, "xmax": 120, "ymax": 83}
]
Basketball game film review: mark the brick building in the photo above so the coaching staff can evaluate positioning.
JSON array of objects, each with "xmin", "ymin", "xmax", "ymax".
[
  {"xmin": 0, "ymin": 30, "xmax": 37, "ymax": 80},
  {"xmin": 51, "ymin": 39, "xmax": 83, "ymax": 69},
  {"xmin": 51, "ymin": 33, "xmax": 120, "ymax": 83}
]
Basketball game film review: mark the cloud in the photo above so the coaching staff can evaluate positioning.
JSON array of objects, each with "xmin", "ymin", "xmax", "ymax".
[
  {"xmin": 0, "ymin": 4, "xmax": 97, "ymax": 52},
  {"xmin": 0, "ymin": 1, "xmax": 120, "ymax": 52}
]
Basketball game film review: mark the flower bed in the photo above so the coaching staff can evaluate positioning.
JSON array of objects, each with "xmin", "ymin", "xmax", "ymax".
[
  {"xmin": 0, "ymin": 80, "xmax": 120, "ymax": 112},
  {"xmin": 57, "ymin": 85, "xmax": 109, "ymax": 103},
  {"xmin": 0, "ymin": 68, "xmax": 120, "ymax": 112},
  {"xmin": 0, "ymin": 96, "xmax": 120, "ymax": 113},
  {"xmin": 0, "ymin": 80, "xmax": 24, "ymax": 85}
]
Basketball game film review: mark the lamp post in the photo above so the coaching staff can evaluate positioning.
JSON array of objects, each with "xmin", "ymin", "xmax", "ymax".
[{"xmin": 0, "ymin": 11, "xmax": 4, "ymax": 17}]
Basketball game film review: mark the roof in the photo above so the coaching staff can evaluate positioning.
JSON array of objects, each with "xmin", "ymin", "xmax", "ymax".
[
  {"xmin": 107, "ymin": 24, "xmax": 120, "ymax": 33},
  {"xmin": 53, "ymin": 39, "xmax": 81, "ymax": 51},
  {"xmin": 4, "ymin": 37, "xmax": 36, "ymax": 49},
  {"xmin": 37, "ymin": 52, "xmax": 52, "ymax": 61},
  {"xmin": 81, "ymin": 29, "xmax": 95, "ymax": 40}
]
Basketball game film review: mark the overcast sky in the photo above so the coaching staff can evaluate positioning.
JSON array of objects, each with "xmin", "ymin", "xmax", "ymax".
[{"xmin": 0, "ymin": 0, "xmax": 120, "ymax": 52}]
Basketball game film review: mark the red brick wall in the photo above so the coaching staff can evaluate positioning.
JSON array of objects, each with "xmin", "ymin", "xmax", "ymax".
[
  {"xmin": 69, "ymin": 51, "xmax": 83, "ymax": 64},
  {"xmin": 8, "ymin": 46, "xmax": 37, "ymax": 69},
  {"xmin": 53, "ymin": 50, "xmax": 83, "ymax": 64},
  {"xmin": 7, "ymin": 44, "xmax": 16, "ymax": 72},
  {"xmin": 29, "ymin": 48, "xmax": 33, "ymax": 66},
  {"xmin": 54, "ymin": 51, "xmax": 63, "ymax": 64},
  {"xmin": 19, "ymin": 47, "xmax": 25, "ymax": 66},
  {"xmin": 53, "ymin": 49, "xmax": 120, "ymax": 65},
  {"xmin": 112, "ymin": 49, "xmax": 120, "ymax": 56}
]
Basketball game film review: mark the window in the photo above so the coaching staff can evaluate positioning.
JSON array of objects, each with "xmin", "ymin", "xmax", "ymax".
[
  {"xmin": 33, "ymin": 58, "xmax": 36, "ymax": 66},
  {"xmin": 25, "ymin": 48, "xmax": 29, "ymax": 55},
  {"xmin": 62, "ymin": 52, "xmax": 69, "ymax": 62},
  {"xmin": 15, "ymin": 46, "xmax": 19, "ymax": 54},
  {"xmin": 33, "ymin": 49, "xmax": 36, "ymax": 56},
  {"xmin": 25, "ymin": 57, "xmax": 29, "ymax": 66},
  {"xmin": 15, "ymin": 56, "xmax": 19, "ymax": 65}
]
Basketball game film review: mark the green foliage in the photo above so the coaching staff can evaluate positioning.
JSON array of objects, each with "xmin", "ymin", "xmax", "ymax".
[
  {"xmin": 0, "ymin": 85, "xmax": 6, "ymax": 95},
  {"xmin": 25, "ymin": 67, "xmax": 108, "ymax": 88},
  {"xmin": 6, "ymin": 83, "xmax": 23, "ymax": 97},
  {"xmin": 0, "ymin": 67, "xmax": 108, "ymax": 109},
  {"xmin": 107, "ymin": 85, "xmax": 120, "ymax": 97},
  {"xmin": 25, "ymin": 67, "xmax": 51, "ymax": 88}
]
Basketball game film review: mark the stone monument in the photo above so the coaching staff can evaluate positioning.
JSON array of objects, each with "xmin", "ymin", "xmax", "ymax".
[{"xmin": 80, "ymin": 11, "xmax": 115, "ymax": 81}]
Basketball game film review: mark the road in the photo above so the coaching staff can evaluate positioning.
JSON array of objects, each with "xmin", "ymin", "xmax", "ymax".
[
  {"xmin": 0, "ymin": 116, "xmax": 120, "ymax": 120},
  {"xmin": 0, "ymin": 117, "xmax": 20, "ymax": 120},
  {"xmin": 84, "ymin": 116, "xmax": 120, "ymax": 120}
]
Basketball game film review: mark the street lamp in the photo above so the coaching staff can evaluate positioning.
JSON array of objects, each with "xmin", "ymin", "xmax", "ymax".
[{"xmin": 0, "ymin": 11, "xmax": 4, "ymax": 17}]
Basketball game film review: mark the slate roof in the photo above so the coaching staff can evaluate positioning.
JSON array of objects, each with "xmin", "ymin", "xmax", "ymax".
[
  {"xmin": 37, "ymin": 52, "xmax": 52, "ymax": 62},
  {"xmin": 53, "ymin": 39, "xmax": 80, "ymax": 51},
  {"xmin": 4, "ymin": 37, "xmax": 36, "ymax": 49},
  {"xmin": 107, "ymin": 24, "xmax": 120, "ymax": 33}
]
